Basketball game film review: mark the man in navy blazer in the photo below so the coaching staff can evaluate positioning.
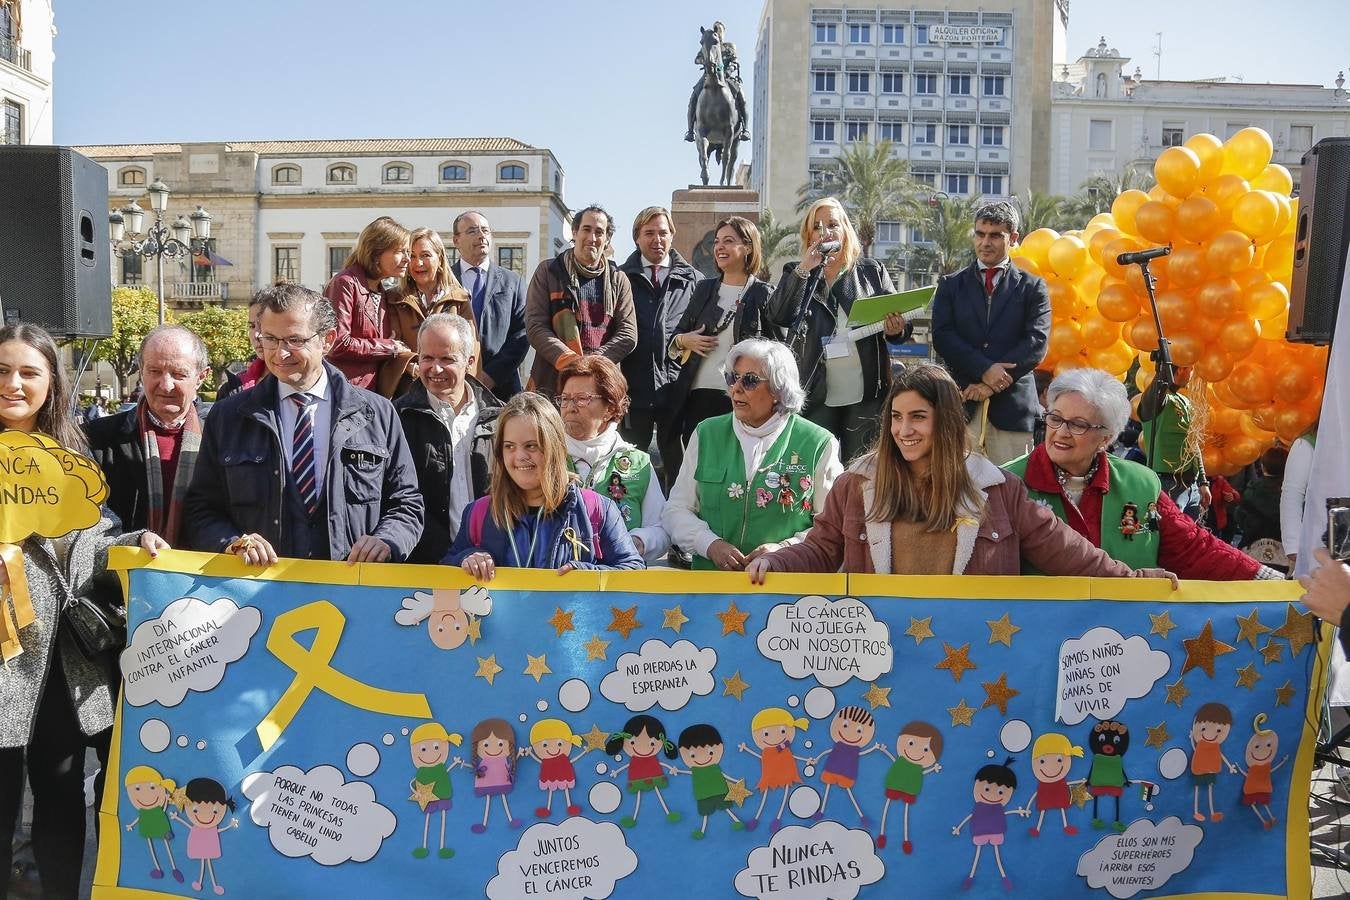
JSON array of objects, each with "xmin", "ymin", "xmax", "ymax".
[
  {"xmin": 451, "ymin": 210, "xmax": 528, "ymax": 399},
  {"xmin": 930, "ymin": 201, "xmax": 1051, "ymax": 465}
]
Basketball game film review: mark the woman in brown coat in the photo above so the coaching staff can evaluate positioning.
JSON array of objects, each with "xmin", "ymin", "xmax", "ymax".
[
  {"xmin": 325, "ymin": 216, "xmax": 411, "ymax": 392},
  {"xmin": 748, "ymin": 363, "xmax": 1177, "ymax": 581}
]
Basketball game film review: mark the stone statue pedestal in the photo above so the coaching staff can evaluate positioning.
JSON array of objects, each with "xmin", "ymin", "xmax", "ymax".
[{"xmin": 671, "ymin": 186, "xmax": 759, "ymax": 278}]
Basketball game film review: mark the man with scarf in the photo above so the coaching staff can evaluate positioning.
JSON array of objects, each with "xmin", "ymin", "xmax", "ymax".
[
  {"xmin": 85, "ymin": 324, "xmax": 209, "ymax": 545},
  {"xmin": 525, "ymin": 204, "xmax": 637, "ymax": 399}
]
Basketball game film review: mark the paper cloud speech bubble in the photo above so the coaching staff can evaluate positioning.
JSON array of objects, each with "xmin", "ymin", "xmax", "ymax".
[
  {"xmin": 1055, "ymin": 626, "xmax": 1171, "ymax": 725},
  {"xmin": 0, "ymin": 431, "xmax": 108, "ymax": 543},
  {"xmin": 1075, "ymin": 816, "xmax": 1203, "ymax": 898},
  {"xmin": 486, "ymin": 818, "xmax": 638, "ymax": 900},
  {"xmin": 599, "ymin": 639, "xmax": 717, "ymax": 711},
  {"xmin": 734, "ymin": 820, "xmax": 884, "ymax": 899},
  {"xmin": 756, "ymin": 595, "xmax": 893, "ymax": 688},
  {"xmin": 120, "ymin": 596, "xmax": 261, "ymax": 708},
  {"xmin": 242, "ymin": 764, "xmax": 395, "ymax": 866}
]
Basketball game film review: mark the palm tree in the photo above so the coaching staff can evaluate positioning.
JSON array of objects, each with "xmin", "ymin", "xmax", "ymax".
[
  {"xmin": 795, "ymin": 139, "xmax": 924, "ymax": 257},
  {"xmin": 1014, "ymin": 189, "xmax": 1073, "ymax": 235},
  {"xmin": 902, "ymin": 194, "xmax": 983, "ymax": 279},
  {"xmin": 755, "ymin": 209, "xmax": 800, "ymax": 281},
  {"xmin": 1061, "ymin": 168, "xmax": 1157, "ymax": 226}
]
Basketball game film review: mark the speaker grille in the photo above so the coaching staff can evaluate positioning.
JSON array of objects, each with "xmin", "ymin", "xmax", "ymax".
[{"xmin": 1289, "ymin": 137, "xmax": 1350, "ymax": 344}]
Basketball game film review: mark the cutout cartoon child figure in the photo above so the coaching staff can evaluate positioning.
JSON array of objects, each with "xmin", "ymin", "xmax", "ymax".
[
  {"xmin": 951, "ymin": 757, "xmax": 1029, "ymax": 891},
  {"xmin": 408, "ymin": 722, "xmax": 467, "ymax": 858},
  {"xmin": 395, "ymin": 586, "xmax": 492, "ymax": 650},
  {"xmin": 123, "ymin": 765, "xmax": 184, "ymax": 883},
  {"xmin": 810, "ymin": 706, "xmax": 884, "ymax": 828},
  {"xmin": 469, "ymin": 718, "xmax": 523, "ymax": 833},
  {"xmin": 606, "ymin": 714, "xmax": 682, "ymax": 828},
  {"xmin": 673, "ymin": 723, "xmax": 745, "ymax": 840},
  {"xmin": 169, "ymin": 778, "xmax": 239, "ymax": 896},
  {"xmin": 521, "ymin": 718, "xmax": 592, "ymax": 819},
  {"xmin": 1022, "ymin": 732, "xmax": 1084, "ymax": 837},
  {"xmin": 1236, "ymin": 713, "xmax": 1289, "ymax": 830},
  {"xmin": 1189, "ymin": 702, "xmax": 1238, "ymax": 823},
  {"xmin": 874, "ymin": 720, "xmax": 943, "ymax": 852},
  {"xmin": 1087, "ymin": 719, "xmax": 1132, "ymax": 832},
  {"xmin": 1119, "ymin": 502, "xmax": 1141, "ymax": 541},
  {"xmin": 737, "ymin": 707, "xmax": 811, "ymax": 833}
]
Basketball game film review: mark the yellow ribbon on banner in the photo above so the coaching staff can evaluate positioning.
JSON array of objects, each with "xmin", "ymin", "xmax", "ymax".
[{"xmin": 0, "ymin": 543, "xmax": 36, "ymax": 663}]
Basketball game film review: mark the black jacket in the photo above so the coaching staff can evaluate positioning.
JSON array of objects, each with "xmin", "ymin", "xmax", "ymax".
[
  {"xmin": 618, "ymin": 249, "xmax": 702, "ymax": 409},
  {"xmin": 452, "ymin": 261, "xmax": 528, "ymax": 398},
  {"xmin": 666, "ymin": 275, "xmax": 780, "ymax": 412},
  {"xmin": 767, "ymin": 258, "xmax": 903, "ymax": 409},
  {"xmin": 83, "ymin": 402, "xmax": 210, "ymax": 532},
  {"xmin": 394, "ymin": 377, "xmax": 502, "ymax": 564}
]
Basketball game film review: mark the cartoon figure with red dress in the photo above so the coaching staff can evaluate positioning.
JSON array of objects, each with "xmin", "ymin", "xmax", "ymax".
[{"xmin": 520, "ymin": 718, "xmax": 592, "ymax": 819}]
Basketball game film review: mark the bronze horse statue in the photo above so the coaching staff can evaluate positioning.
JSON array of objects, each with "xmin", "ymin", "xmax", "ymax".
[{"xmin": 694, "ymin": 26, "xmax": 740, "ymax": 187}]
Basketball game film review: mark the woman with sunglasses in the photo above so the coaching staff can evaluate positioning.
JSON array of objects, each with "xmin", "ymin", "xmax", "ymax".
[
  {"xmin": 664, "ymin": 338, "xmax": 842, "ymax": 572},
  {"xmin": 1003, "ymin": 368, "xmax": 1280, "ymax": 580}
]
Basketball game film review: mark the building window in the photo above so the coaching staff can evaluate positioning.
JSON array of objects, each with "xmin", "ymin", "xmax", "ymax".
[
  {"xmin": 1290, "ymin": 125, "xmax": 1314, "ymax": 152},
  {"xmin": 446, "ymin": 246, "xmax": 461, "ymax": 268},
  {"xmin": 272, "ymin": 164, "xmax": 301, "ymax": 185},
  {"xmin": 811, "ymin": 119, "xmax": 836, "ymax": 142},
  {"xmin": 913, "ymin": 123, "xmax": 937, "ymax": 144},
  {"xmin": 844, "ymin": 121, "xmax": 870, "ymax": 143},
  {"xmin": 1224, "ymin": 122, "xmax": 1249, "ymax": 139},
  {"xmin": 944, "ymin": 173, "xmax": 971, "ymax": 194},
  {"xmin": 812, "ymin": 70, "xmax": 837, "ymax": 92},
  {"xmin": 497, "ymin": 246, "xmax": 525, "ymax": 277},
  {"xmin": 1161, "ymin": 126, "xmax": 1184, "ymax": 147},
  {"xmin": 121, "ymin": 249, "xmax": 143, "ymax": 286},
  {"xmin": 498, "ymin": 163, "xmax": 527, "ymax": 182},
  {"xmin": 911, "ymin": 225, "xmax": 930, "ymax": 242},
  {"xmin": 813, "ymin": 23, "xmax": 837, "ymax": 43},
  {"xmin": 2, "ymin": 99, "xmax": 20, "ymax": 145},
  {"xmin": 915, "ymin": 25, "xmax": 929, "ymax": 45},
  {"xmin": 847, "ymin": 71, "xmax": 870, "ymax": 93},
  {"xmin": 273, "ymin": 247, "xmax": 300, "ymax": 283},
  {"xmin": 809, "ymin": 168, "xmax": 832, "ymax": 189},
  {"xmin": 979, "ymin": 174, "xmax": 1005, "ymax": 195},
  {"xmin": 982, "ymin": 75, "xmax": 1006, "ymax": 96},
  {"xmin": 383, "ymin": 162, "xmax": 413, "ymax": 183},
  {"xmin": 440, "ymin": 162, "xmax": 468, "ymax": 182},
  {"xmin": 878, "ymin": 121, "xmax": 903, "ymax": 142},
  {"xmin": 980, "ymin": 125, "xmax": 1004, "ymax": 146},
  {"xmin": 948, "ymin": 75, "xmax": 971, "ymax": 96},
  {"xmin": 882, "ymin": 24, "xmax": 904, "ymax": 44},
  {"xmin": 876, "ymin": 221, "xmax": 903, "ymax": 243},
  {"xmin": 914, "ymin": 73, "xmax": 937, "ymax": 95},
  {"xmin": 118, "ymin": 166, "xmax": 146, "ymax": 187},
  {"xmin": 911, "ymin": 172, "xmax": 936, "ymax": 188},
  {"xmin": 1089, "ymin": 119, "xmax": 1114, "ymax": 151},
  {"xmin": 947, "ymin": 124, "xmax": 971, "ymax": 145},
  {"xmin": 327, "ymin": 163, "xmax": 356, "ymax": 184},
  {"xmin": 848, "ymin": 24, "xmax": 871, "ymax": 44},
  {"xmin": 328, "ymin": 246, "xmax": 351, "ymax": 281},
  {"xmin": 880, "ymin": 72, "xmax": 904, "ymax": 94}
]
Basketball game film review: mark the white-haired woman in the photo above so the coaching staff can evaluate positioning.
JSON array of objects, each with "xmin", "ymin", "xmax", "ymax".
[
  {"xmin": 663, "ymin": 338, "xmax": 843, "ymax": 571},
  {"xmin": 1004, "ymin": 367, "xmax": 1281, "ymax": 580}
]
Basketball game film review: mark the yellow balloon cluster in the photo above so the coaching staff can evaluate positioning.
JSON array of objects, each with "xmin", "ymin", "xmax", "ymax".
[{"xmin": 1010, "ymin": 128, "xmax": 1327, "ymax": 475}]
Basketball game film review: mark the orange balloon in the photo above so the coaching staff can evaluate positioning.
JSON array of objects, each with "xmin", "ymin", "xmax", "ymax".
[
  {"xmin": 1174, "ymin": 196, "xmax": 1223, "ymax": 243},
  {"xmin": 1212, "ymin": 376, "xmax": 1250, "ymax": 410},
  {"xmin": 1134, "ymin": 369, "xmax": 1153, "ymax": 395},
  {"xmin": 1205, "ymin": 230, "xmax": 1255, "ymax": 275},
  {"xmin": 1224, "ymin": 435, "xmax": 1265, "ymax": 468},
  {"xmin": 1270, "ymin": 195, "xmax": 1293, "ymax": 240},
  {"xmin": 1122, "ymin": 260, "xmax": 1170, "ymax": 296},
  {"xmin": 1230, "ymin": 362, "xmax": 1274, "ymax": 406},
  {"xmin": 1133, "ymin": 201, "xmax": 1176, "ymax": 244},
  {"xmin": 1048, "ymin": 235, "xmax": 1089, "ymax": 279},
  {"xmin": 1129, "ymin": 315, "xmax": 1161, "ymax": 352},
  {"xmin": 1230, "ymin": 190, "xmax": 1281, "ymax": 242},
  {"xmin": 1262, "ymin": 235, "xmax": 1294, "ymax": 284},
  {"xmin": 1203, "ymin": 174, "xmax": 1252, "ymax": 216},
  {"xmin": 1248, "ymin": 280, "xmax": 1289, "ymax": 320},
  {"xmin": 1012, "ymin": 255, "xmax": 1043, "ymax": 277},
  {"xmin": 1208, "ymin": 402, "xmax": 1241, "ymax": 434},
  {"xmin": 1088, "ymin": 227, "xmax": 1123, "ymax": 267},
  {"xmin": 1222, "ymin": 127, "xmax": 1274, "ymax": 181},
  {"xmin": 1185, "ymin": 133, "xmax": 1225, "ymax": 183},
  {"xmin": 1154, "ymin": 146, "xmax": 1203, "ymax": 198},
  {"xmin": 1166, "ymin": 244, "xmax": 1210, "ymax": 289},
  {"xmin": 1274, "ymin": 363, "xmax": 1314, "ymax": 402},
  {"xmin": 1238, "ymin": 410, "xmax": 1276, "ymax": 440},
  {"xmin": 1251, "ymin": 163, "xmax": 1294, "ymax": 196},
  {"xmin": 1096, "ymin": 281, "xmax": 1139, "ymax": 322},
  {"xmin": 1218, "ymin": 316, "xmax": 1261, "ymax": 355},
  {"xmin": 1088, "ymin": 213, "xmax": 1117, "ymax": 229},
  {"xmin": 1154, "ymin": 290, "xmax": 1190, "ymax": 332},
  {"xmin": 1082, "ymin": 313, "xmax": 1122, "ymax": 350},
  {"xmin": 1136, "ymin": 352, "xmax": 1156, "ymax": 372},
  {"xmin": 1260, "ymin": 308, "xmax": 1290, "ymax": 336},
  {"xmin": 1088, "ymin": 340, "xmax": 1135, "ymax": 376},
  {"xmin": 1194, "ymin": 346, "xmax": 1235, "ymax": 385},
  {"xmin": 1202, "ymin": 445, "xmax": 1229, "ymax": 476},
  {"xmin": 1103, "ymin": 237, "xmax": 1144, "ymax": 281},
  {"xmin": 1190, "ymin": 311, "xmax": 1222, "ymax": 342},
  {"xmin": 1048, "ymin": 319, "xmax": 1084, "ymax": 359},
  {"xmin": 1169, "ymin": 332, "xmax": 1204, "ymax": 366},
  {"xmin": 1275, "ymin": 406, "xmax": 1318, "ymax": 444},
  {"xmin": 1195, "ymin": 278, "xmax": 1240, "ymax": 318},
  {"xmin": 1111, "ymin": 190, "xmax": 1151, "ymax": 237}
]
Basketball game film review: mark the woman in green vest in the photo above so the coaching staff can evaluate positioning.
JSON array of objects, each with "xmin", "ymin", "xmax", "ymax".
[
  {"xmin": 664, "ymin": 338, "xmax": 843, "ymax": 571},
  {"xmin": 558, "ymin": 355, "xmax": 670, "ymax": 564},
  {"xmin": 1004, "ymin": 368, "xmax": 1281, "ymax": 580}
]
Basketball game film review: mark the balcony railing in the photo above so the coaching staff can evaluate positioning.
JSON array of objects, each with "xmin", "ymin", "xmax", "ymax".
[
  {"xmin": 170, "ymin": 282, "xmax": 227, "ymax": 302},
  {"xmin": 0, "ymin": 37, "xmax": 32, "ymax": 73}
]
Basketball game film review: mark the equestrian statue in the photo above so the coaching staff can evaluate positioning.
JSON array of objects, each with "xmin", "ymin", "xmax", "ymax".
[{"xmin": 686, "ymin": 21, "xmax": 750, "ymax": 187}]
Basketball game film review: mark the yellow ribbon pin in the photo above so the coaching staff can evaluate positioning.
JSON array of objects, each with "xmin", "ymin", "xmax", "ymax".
[
  {"xmin": 560, "ymin": 527, "xmax": 587, "ymax": 562},
  {"xmin": 0, "ymin": 544, "xmax": 37, "ymax": 663}
]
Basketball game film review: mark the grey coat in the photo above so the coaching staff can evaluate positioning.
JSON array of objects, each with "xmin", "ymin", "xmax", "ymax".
[{"xmin": 0, "ymin": 508, "xmax": 140, "ymax": 748}]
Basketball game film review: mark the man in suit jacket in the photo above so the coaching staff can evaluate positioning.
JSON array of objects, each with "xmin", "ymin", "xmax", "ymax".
[
  {"xmin": 930, "ymin": 201, "xmax": 1051, "ymax": 465},
  {"xmin": 451, "ymin": 210, "xmax": 528, "ymax": 399}
]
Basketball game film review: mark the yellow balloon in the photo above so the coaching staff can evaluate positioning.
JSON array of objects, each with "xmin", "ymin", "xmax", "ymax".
[
  {"xmin": 1088, "ymin": 213, "xmax": 1117, "ymax": 229},
  {"xmin": 1088, "ymin": 340, "xmax": 1135, "ymax": 376},
  {"xmin": 1018, "ymin": 228, "xmax": 1059, "ymax": 272},
  {"xmin": 1048, "ymin": 235, "xmax": 1089, "ymax": 279},
  {"xmin": 1154, "ymin": 146, "xmax": 1203, "ymax": 198},
  {"xmin": 1111, "ymin": 190, "xmax": 1151, "ymax": 237},
  {"xmin": 1185, "ymin": 133, "xmax": 1226, "ymax": 183},
  {"xmin": 1203, "ymin": 174, "xmax": 1252, "ymax": 216},
  {"xmin": 1251, "ymin": 163, "xmax": 1294, "ymax": 196},
  {"xmin": 1222, "ymin": 127, "xmax": 1274, "ymax": 181},
  {"xmin": 1205, "ymin": 230, "xmax": 1255, "ymax": 275},
  {"xmin": 1283, "ymin": 197, "xmax": 1299, "ymax": 236},
  {"xmin": 1230, "ymin": 190, "xmax": 1281, "ymax": 242},
  {"xmin": 1262, "ymin": 235, "xmax": 1294, "ymax": 283}
]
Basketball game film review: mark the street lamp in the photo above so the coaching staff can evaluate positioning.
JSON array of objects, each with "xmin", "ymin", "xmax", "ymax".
[{"xmin": 108, "ymin": 179, "xmax": 212, "ymax": 325}]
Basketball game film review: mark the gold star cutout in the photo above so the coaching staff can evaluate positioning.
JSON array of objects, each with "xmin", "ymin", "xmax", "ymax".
[
  {"xmin": 1144, "ymin": 721, "xmax": 1170, "ymax": 750},
  {"xmin": 724, "ymin": 777, "xmax": 754, "ymax": 807},
  {"xmin": 1149, "ymin": 611, "xmax": 1177, "ymax": 640},
  {"xmin": 716, "ymin": 600, "xmax": 752, "ymax": 636},
  {"xmin": 1070, "ymin": 782, "xmax": 1091, "ymax": 809},
  {"xmin": 409, "ymin": 780, "xmax": 437, "ymax": 811},
  {"xmin": 935, "ymin": 642, "xmax": 977, "ymax": 683},
  {"xmin": 1259, "ymin": 639, "xmax": 1285, "ymax": 665},
  {"xmin": 581, "ymin": 724, "xmax": 610, "ymax": 752},
  {"xmin": 1164, "ymin": 677, "xmax": 1190, "ymax": 708},
  {"xmin": 986, "ymin": 612, "xmax": 1021, "ymax": 647},
  {"xmin": 1235, "ymin": 608, "xmax": 1272, "ymax": 649},
  {"xmin": 547, "ymin": 606, "xmax": 576, "ymax": 637},
  {"xmin": 475, "ymin": 653, "xmax": 503, "ymax": 686},
  {"xmin": 524, "ymin": 653, "xmax": 552, "ymax": 683},
  {"xmin": 1180, "ymin": 620, "xmax": 1236, "ymax": 678},
  {"xmin": 661, "ymin": 605, "xmax": 690, "ymax": 634},
  {"xmin": 606, "ymin": 606, "xmax": 642, "ymax": 640},
  {"xmin": 905, "ymin": 616, "xmax": 935, "ymax": 645},
  {"xmin": 1235, "ymin": 662, "xmax": 1261, "ymax": 690},
  {"xmin": 722, "ymin": 670, "xmax": 751, "ymax": 701},
  {"xmin": 466, "ymin": 616, "xmax": 482, "ymax": 645},
  {"xmin": 862, "ymin": 683, "xmax": 891, "ymax": 710},
  {"xmin": 947, "ymin": 698, "xmax": 977, "ymax": 727},
  {"xmin": 980, "ymin": 673, "xmax": 1020, "ymax": 715},
  {"xmin": 1274, "ymin": 680, "xmax": 1297, "ymax": 707},
  {"xmin": 583, "ymin": 634, "xmax": 611, "ymax": 662},
  {"xmin": 1272, "ymin": 603, "xmax": 1317, "ymax": 657}
]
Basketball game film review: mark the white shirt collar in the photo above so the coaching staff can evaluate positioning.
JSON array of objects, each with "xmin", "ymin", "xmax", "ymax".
[
  {"xmin": 277, "ymin": 367, "xmax": 330, "ymax": 402},
  {"xmin": 980, "ymin": 257, "xmax": 1011, "ymax": 273},
  {"xmin": 461, "ymin": 258, "xmax": 491, "ymax": 276},
  {"xmin": 427, "ymin": 387, "xmax": 475, "ymax": 417},
  {"xmin": 641, "ymin": 254, "xmax": 670, "ymax": 271}
]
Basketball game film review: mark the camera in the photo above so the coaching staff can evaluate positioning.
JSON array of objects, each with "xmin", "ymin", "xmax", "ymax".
[{"xmin": 1328, "ymin": 498, "xmax": 1350, "ymax": 562}]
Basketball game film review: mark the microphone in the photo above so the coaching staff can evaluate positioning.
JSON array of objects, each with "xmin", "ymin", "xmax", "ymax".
[
  {"xmin": 817, "ymin": 240, "xmax": 842, "ymax": 255},
  {"xmin": 1116, "ymin": 246, "xmax": 1171, "ymax": 266}
]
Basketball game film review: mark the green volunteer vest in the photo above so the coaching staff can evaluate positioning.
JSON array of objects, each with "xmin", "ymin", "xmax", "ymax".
[
  {"xmin": 568, "ymin": 446, "xmax": 653, "ymax": 529},
  {"xmin": 1004, "ymin": 453, "xmax": 1162, "ymax": 570},
  {"xmin": 1142, "ymin": 392, "xmax": 1195, "ymax": 474},
  {"xmin": 692, "ymin": 413, "xmax": 831, "ymax": 570}
]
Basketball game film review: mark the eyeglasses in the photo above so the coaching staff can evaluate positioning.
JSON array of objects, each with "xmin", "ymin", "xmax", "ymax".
[
  {"xmin": 1043, "ymin": 412, "xmax": 1108, "ymax": 436},
  {"xmin": 554, "ymin": 393, "xmax": 602, "ymax": 407},
  {"xmin": 259, "ymin": 333, "xmax": 320, "ymax": 350},
  {"xmin": 459, "ymin": 226, "xmax": 491, "ymax": 237},
  {"xmin": 724, "ymin": 371, "xmax": 767, "ymax": 391}
]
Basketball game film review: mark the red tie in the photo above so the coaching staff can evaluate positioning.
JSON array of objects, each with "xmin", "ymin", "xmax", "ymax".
[
  {"xmin": 651, "ymin": 265, "xmax": 661, "ymax": 290},
  {"xmin": 983, "ymin": 266, "xmax": 997, "ymax": 297}
]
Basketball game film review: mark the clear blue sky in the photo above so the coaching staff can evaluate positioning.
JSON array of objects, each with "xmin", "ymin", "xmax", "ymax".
[{"xmin": 53, "ymin": 1, "xmax": 1344, "ymax": 258}]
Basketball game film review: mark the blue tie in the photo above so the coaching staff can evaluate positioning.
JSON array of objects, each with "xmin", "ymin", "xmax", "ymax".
[
  {"xmin": 469, "ymin": 267, "xmax": 487, "ymax": 320},
  {"xmin": 289, "ymin": 392, "xmax": 319, "ymax": 516}
]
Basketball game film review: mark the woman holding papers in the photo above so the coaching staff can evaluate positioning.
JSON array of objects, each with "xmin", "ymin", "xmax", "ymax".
[{"xmin": 768, "ymin": 197, "xmax": 912, "ymax": 463}]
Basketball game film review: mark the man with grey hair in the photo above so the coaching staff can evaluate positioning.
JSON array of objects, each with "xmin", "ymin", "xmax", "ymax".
[
  {"xmin": 931, "ymin": 200, "xmax": 1050, "ymax": 464},
  {"xmin": 394, "ymin": 312, "xmax": 502, "ymax": 563},
  {"xmin": 185, "ymin": 283, "xmax": 424, "ymax": 564},
  {"xmin": 450, "ymin": 210, "xmax": 528, "ymax": 398},
  {"xmin": 85, "ymin": 324, "xmax": 210, "ymax": 545}
]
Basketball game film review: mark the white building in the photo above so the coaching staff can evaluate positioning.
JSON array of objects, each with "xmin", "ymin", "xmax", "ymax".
[
  {"xmin": 1050, "ymin": 37, "xmax": 1350, "ymax": 196},
  {"xmin": 0, "ymin": 0, "xmax": 54, "ymax": 145},
  {"xmin": 73, "ymin": 138, "xmax": 570, "ymax": 308}
]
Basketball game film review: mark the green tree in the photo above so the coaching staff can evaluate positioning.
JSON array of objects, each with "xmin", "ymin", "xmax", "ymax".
[
  {"xmin": 795, "ymin": 140, "xmax": 923, "ymax": 257},
  {"xmin": 176, "ymin": 306, "xmax": 252, "ymax": 393},
  {"xmin": 1061, "ymin": 168, "xmax": 1157, "ymax": 226},
  {"xmin": 94, "ymin": 286, "xmax": 159, "ymax": 397},
  {"xmin": 901, "ymin": 195, "xmax": 983, "ymax": 279},
  {"xmin": 1014, "ymin": 189, "xmax": 1073, "ymax": 235},
  {"xmin": 755, "ymin": 208, "xmax": 800, "ymax": 281}
]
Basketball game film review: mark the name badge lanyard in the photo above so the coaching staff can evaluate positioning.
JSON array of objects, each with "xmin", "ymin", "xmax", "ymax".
[{"xmin": 506, "ymin": 512, "xmax": 544, "ymax": 568}]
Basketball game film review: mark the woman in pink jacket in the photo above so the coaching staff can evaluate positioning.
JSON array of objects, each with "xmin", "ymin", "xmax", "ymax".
[
  {"xmin": 324, "ymin": 216, "xmax": 412, "ymax": 392},
  {"xmin": 748, "ymin": 364, "xmax": 1175, "ymax": 581}
]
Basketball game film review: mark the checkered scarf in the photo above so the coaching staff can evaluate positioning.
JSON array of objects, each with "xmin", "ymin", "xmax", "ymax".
[{"xmin": 138, "ymin": 401, "xmax": 202, "ymax": 544}]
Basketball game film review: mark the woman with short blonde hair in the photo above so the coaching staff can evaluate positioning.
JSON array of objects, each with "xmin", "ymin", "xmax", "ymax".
[{"xmin": 325, "ymin": 215, "xmax": 412, "ymax": 392}]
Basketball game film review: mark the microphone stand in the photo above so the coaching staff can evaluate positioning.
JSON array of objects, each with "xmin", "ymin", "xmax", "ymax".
[
  {"xmin": 788, "ymin": 252, "xmax": 832, "ymax": 397},
  {"xmin": 1134, "ymin": 256, "xmax": 1176, "ymax": 475}
]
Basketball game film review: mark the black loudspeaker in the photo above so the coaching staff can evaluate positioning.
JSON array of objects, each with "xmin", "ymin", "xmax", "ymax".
[
  {"xmin": 0, "ymin": 146, "xmax": 111, "ymax": 338},
  {"xmin": 1288, "ymin": 137, "xmax": 1350, "ymax": 345}
]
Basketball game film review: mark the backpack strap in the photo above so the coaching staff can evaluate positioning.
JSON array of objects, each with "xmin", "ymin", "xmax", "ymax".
[
  {"xmin": 468, "ymin": 496, "xmax": 492, "ymax": 547},
  {"xmin": 579, "ymin": 488, "xmax": 604, "ymax": 561}
]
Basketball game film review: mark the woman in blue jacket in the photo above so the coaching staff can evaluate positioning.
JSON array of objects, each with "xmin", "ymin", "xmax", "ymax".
[{"xmin": 443, "ymin": 392, "xmax": 643, "ymax": 578}]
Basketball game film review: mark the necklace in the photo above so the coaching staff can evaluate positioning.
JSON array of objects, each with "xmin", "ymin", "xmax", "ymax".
[
  {"xmin": 711, "ymin": 281, "xmax": 749, "ymax": 334},
  {"xmin": 505, "ymin": 509, "xmax": 545, "ymax": 568}
]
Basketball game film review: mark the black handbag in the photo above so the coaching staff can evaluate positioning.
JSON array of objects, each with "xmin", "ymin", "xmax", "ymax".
[{"xmin": 63, "ymin": 594, "xmax": 126, "ymax": 659}]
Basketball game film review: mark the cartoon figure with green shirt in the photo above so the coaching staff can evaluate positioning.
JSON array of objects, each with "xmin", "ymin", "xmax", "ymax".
[
  {"xmin": 123, "ymin": 765, "xmax": 184, "ymax": 883},
  {"xmin": 874, "ymin": 720, "xmax": 943, "ymax": 853},
  {"xmin": 408, "ymin": 722, "xmax": 467, "ymax": 858},
  {"xmin": 673, "ymin": 723, "xmax": 745, "ymax": 840}
]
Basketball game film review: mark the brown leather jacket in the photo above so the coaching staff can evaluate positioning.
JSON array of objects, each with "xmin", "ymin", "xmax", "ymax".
[{"xmin": 379, "ymin": 284, "xmax": 478, "ymax": 398}]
